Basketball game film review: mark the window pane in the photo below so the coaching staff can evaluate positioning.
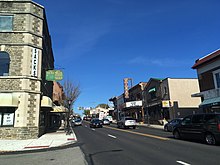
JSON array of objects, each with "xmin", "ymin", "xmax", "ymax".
[
  {"xmin": 182, "ymin": 116, "xmax": 192, "ymax": 125},
  {"xmin": 0, "ymin": 52, "xmax": 10, "ymax": 76},
  {"xmin": 192, "ymin": 115, "xmax": 203, "ymax": 124},
  {"xmin": 215, "ymin": 73, "xmax": 220, "ymax": 88},
  {"xmin": 0, "ymin": 16, "xmax": 13, "ymax": 31},
  {"xmin": 204, "ymin": 114, "xmax": 216, "ymax": 124}
]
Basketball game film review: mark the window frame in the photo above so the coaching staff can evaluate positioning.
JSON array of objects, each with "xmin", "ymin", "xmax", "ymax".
[{"xmin": 213, "ymin": 69, "xmax": 220, "ymax": 89}]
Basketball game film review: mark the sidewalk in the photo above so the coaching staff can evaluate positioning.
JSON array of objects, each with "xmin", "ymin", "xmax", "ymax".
[
  {"xmin": 137, "ymin": 123, "xmax": 164, "ymax": 129},
  {"xmin": 0, "ymin": 130, "xmax": 77, "ymax": 153}
]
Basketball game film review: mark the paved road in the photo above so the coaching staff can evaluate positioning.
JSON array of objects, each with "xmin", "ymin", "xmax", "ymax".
[{"xmin": 74, "ymin": 121, "xmax": 220, "ymax": 165}]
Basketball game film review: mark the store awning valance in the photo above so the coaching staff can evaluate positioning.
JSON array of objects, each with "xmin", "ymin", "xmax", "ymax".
[
  {"xmin": 0, "ymin": 93, "xmax": 19, "ymax": 107},
  {"xmin": 200, "ymin": 97, "xmax": 220, "ymax": 107},
  {"xmin": 51, "ymin": 106, "xmax": 67, "ymax": 113},
  {"xmin": 41, "ymin": 96, "xmax": 53, "ymax": 108}
]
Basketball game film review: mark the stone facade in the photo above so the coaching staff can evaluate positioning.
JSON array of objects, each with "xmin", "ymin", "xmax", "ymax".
[{"xmin": 0, "ymin": 0, "xmax": 54, "ymax": 139}]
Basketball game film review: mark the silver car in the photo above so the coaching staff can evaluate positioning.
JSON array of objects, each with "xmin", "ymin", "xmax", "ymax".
[
  {"xmin": 74, "ymin": 118, "xmax": 82, "ymax": 126},
  {"xmin": 117, "ymin": 117, "xmax": 136, "ymax": 129},
  {"xmin": 102, "ymin": 119, "xmax": 110, "ymax": 125}
]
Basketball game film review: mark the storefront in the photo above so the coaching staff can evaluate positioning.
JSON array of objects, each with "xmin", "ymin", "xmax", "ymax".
[{"xmin": 199, "ymin": 97, "xmax": 220, "ymax": 113}]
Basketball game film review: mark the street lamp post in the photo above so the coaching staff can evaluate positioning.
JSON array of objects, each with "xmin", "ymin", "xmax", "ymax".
[{"xmin": 66, "ymin": 99, "xmax": 72, "ymax": 135}]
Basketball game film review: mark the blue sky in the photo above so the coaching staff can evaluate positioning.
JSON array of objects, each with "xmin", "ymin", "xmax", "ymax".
[{"xmin": 35, "ymin": 0, "xmax": 220, "ymax": 115}]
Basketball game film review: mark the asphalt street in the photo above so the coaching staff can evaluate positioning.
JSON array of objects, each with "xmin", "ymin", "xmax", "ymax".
[{"xmin": 74, "ymin": 121, "xmax": 220, "ymax": 165}]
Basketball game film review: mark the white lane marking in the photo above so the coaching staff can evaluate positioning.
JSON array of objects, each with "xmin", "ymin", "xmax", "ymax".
[
  {"xmin": 92, "ymin": 128, "xmax": 95, "ymax": 131},
  {"xmin": 176, "ymin": 160, "xmax": 191, "ymax": 165},
  {"xmin": 108, "ymin": 134, "xmax": 117, "ymax": 139}
]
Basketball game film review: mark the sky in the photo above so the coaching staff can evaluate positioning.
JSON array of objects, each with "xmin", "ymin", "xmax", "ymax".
[{"xmin": 34, "ymin": 0, "xmax": 220, "ymax": 115}]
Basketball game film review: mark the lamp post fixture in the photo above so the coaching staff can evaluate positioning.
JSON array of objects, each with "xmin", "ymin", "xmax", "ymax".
[{"xmin": 66, "ymin": 99, "xmax": 72, "ymax": 135}]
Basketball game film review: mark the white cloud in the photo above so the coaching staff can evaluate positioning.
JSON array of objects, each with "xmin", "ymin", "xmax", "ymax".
[{"xmin": 127, "ymin": 56, "xmax": 192, "ymax": 67}]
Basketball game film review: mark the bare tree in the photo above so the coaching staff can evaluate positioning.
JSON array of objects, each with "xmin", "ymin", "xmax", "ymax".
[
  {"xmin": 62, "ymin": 79, "xmax": 81, "ymax": 134},
  {"xmin": 63, "ymin": 79, "xmax": 81, "ymax": 109}
]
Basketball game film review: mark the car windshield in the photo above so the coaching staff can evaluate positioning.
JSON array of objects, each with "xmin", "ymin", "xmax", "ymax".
[
  {"xmin": 125, "ymin": 117, "xmax": 135, "ymax": 120},
  {"xmin": 92, "ymin": 119, "xmax": 100, "ymax": 122},
  {"xmin": 75, "ymin": 118, "xmax": 81, "ymax": 122}
]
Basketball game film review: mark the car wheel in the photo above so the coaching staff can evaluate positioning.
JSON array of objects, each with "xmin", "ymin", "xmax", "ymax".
[
  {"xmin": 173, "ymin": 130, "xmax": 181, "ymax": 139},
  {"xmin": 205, "ymin": 133, "xmax": 216, "ymax": 145},
  {"xmin": 164, "ymin": 126, "xmax": 168, "ymax": 132},
  {"xmin": 133, "ymin": 126, "xmax": 136, "ymax": 129}
]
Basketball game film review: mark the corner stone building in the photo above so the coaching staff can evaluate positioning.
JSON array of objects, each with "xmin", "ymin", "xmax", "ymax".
[{"xmin": 0, "ymin": 0, "xmax": 54, "ymax": 139}]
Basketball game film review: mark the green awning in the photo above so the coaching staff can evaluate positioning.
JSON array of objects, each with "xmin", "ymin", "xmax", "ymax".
[{"xmin": 200, "ymin": 97, "xmax": 220, "ymax": 106}]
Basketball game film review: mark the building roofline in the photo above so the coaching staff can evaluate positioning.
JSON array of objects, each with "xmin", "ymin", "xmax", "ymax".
[{"xmin": 192, "ymin": 49, "xmax": 220, "ymax": 69}]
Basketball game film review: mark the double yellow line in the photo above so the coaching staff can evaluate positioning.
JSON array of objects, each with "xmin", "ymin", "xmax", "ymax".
[{"xmin": 104, "ymin": 125, "xmax": 169, "ymax": 141}]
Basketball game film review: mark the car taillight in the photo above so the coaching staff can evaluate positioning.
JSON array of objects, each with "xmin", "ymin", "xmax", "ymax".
[{"xmin": 218, "ymin": 123, "xmax": 220, "ymax": 131}]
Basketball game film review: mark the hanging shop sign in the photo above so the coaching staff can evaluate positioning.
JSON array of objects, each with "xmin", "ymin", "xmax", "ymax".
[{"xmin": 46, "ymin": 70, "xmax": 63, "ymax": 81}]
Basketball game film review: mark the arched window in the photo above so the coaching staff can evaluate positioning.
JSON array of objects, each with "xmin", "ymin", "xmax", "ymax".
[{"xmin": 0, "ymin": 51, "xmax": 10, "ymax": 76}]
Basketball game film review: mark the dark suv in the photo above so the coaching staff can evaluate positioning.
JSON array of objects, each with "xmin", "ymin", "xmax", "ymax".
[{"xmin": 173, "ymin": 113, "xmax": 220, "ymax": 145}]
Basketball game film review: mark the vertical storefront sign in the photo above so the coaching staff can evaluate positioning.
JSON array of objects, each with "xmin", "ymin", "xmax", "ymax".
[
  {"xmin": 31, "ymin": 48, "xmax": 39, "ymax": 77},
  {"xmin": 124, "ymin": 78, "xmax": 129, "ymax": 99},
  {"xmin": 2, "ymin": 113, "xmax": 14, "ymax": 126}
]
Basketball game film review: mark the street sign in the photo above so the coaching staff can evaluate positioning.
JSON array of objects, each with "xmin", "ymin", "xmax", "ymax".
[{"xmin": 46, "ymin": 70, "xmax": 63, "ymax": 81}]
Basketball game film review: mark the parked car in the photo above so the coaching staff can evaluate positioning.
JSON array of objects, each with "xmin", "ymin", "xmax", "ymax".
[
  {"xmin": 86, "ymin": 116, "xmax": 92, "ymax": 121},
  {"xmin": 102, "ymin": 119, "xmax": 110, "ymax": 125},
  {"xmin": 164, "ymin": 118, "xmax": 182, "ymax": 132},
  {"xmin": 117, "ymin": 117, "xmax": 136, "ymax": 129},
  {"xmin": 74, "ymin": 118, "xmax": 82, "ymax": 126},
  {"xmin": 90, "ymin": 118, "xmax": 103, "ymax": 128},
  {"xmin": 104, "ymin": 116, "xmax": 113, "ymax": 123},
  {"xmin": 173, "ymin": 113, "xmax": 220, "ymax": 145}
]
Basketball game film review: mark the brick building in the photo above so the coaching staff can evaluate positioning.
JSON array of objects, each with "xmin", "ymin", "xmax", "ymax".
[{"xmin": 0, "ymin": 0, "xmax": 54, "ymax": 139}]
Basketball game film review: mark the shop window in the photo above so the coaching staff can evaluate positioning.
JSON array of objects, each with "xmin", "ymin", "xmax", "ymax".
[
  {"xmin": 149, "ymin": 87, "xmax": 156, "ymax": 99},
  {"xmin": 213, "ymin": 69, "xmax": 220, "ymax": 89},
  {"xmin": 0, "ymin": 52, "xmax": 10, "ymax": 76},
  {"xmin": 150, "ymin": 91, "xmax": 156, "ymax": 99},
  {"xmin": 0, "ymin": 15, "xmax": 13, "ymax": 31},
  {"xmin": 0, "ymin": 108, "xmax": 15, "ymax": 127}
]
